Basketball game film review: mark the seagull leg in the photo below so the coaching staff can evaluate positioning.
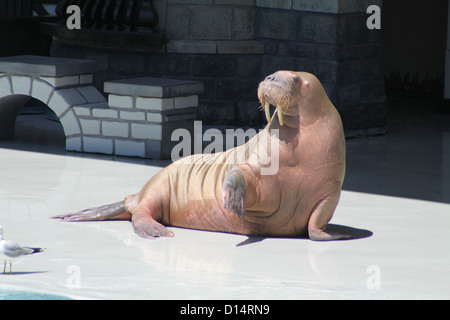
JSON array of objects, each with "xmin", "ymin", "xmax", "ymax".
[{"xmin": 2, "ymin": 261, "xmax": 11, "ymax": 275}]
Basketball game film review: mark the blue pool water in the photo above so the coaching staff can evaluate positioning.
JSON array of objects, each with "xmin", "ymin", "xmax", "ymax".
[{"xmin": 0, "ymin": 287, "xmax": 72, "ymax": 300}]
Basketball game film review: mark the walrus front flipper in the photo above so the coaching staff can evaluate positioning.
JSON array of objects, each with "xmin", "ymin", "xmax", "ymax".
[
  {"xmin": 131, "ymin": 215, "xmax": 174, "ymax": 239},
  {"xmin": 51, "ymin": 201, "xmax": 131, "ymax": 221},
  {"xmin": 223, "ymin": 169, "xmax": 247, "ymax": 219}
]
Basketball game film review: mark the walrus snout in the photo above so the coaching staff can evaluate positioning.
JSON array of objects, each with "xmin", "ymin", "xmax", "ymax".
[{"xmin": 258, "ymin": 72, "xmax": 295, "ymax": 125}]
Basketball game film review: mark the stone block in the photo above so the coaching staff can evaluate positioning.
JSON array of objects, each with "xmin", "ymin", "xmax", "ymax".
[
  {"xmin": 66, "ymin": 136, "xmax": 82, "ymax": 152},
  {"xmin": 73, "ymin": 105, "xmax": 92, "ymax": 117},
  {"xmin": 147, "ymin": 112, "xmax": 164, "ymax": 123},
  {"xmin": 167, "ymin": 0, "xmax": 213, "ymax": 3},
  {"xmin": 167, "ymin": 57, "xmax": 192, "ymax": 76},
  {"xmin": 48, "ymin": 88, "xmax": 87, "ymax": 117},
  {"xmin": 163, "ymin": 113, "xmax": 197, "ymax": 122},
  {"xmin": 266, "ymin": 56, "xmax": 297, "ymax": 74},
  {"xmin": 216, "ymin": 40, "xmax": 264, "ymax": 54},
  {"xmin": 136, "ymin": 96, "xmax": 175, "ymax": 111},
  {"xmin": 337, "ymin": 13, "xmax": 370, "ymax": 45},
  {"xmin": 115, "ymin": 140, "xmax": 146, "ymax": 158},
  {"xmin": 102, "ymin": 121, "xmax": 129, "ymax": 138},
  {"xmin": 119, "ymin": 110, "xmax": 146, "ymax": 121},
  {"xmin": 293, "ymin": 0, "xmax": 338, "ymax": 13},
  {"xmin": 11, "ymin": 75, "xmax": 32, "ymax": 95},
  {"xmin": 80, "ymin": 74, "xmax": 93, "ymax": 84},
  {"xmin": 59, "ymin": 109, "xmax": 81, "ymax": 136},
  {"xmin": 92, "ymin": 108, "xmax": 119, "ymax": 119},
  {"xmin": 108, "ymin": 94, "xmax": 134, "ymax": 109},
  {"xmin": 279, "ymin": 42, "xmax": 337, "ymax": 60},
  {"xmin": 0, "ymin": 76, "xmax": 12, "ymax": 97},
  {"xmin": 298, "ymin": 60, "xmax": 338, "ymax": 83},
  {"xmin": 299, "ymin": 14, "xmax": 337, "ymax": 44},
  {"xmin": 109, "ymin": 53, "xmax": 146, "ymax": 74},
  {"xmin": 192, "ymin": 6, "xmax": 232, "ymax": 40},
  {"xmin": 40, "ymin": 75, "xmax": 79, "ymax": 87},
  {"xmin": 80, "ymin": 118, "xmax": 101, "ymax": 135},
  {"xmin": 257, "ymin": 10, "xmax": 298, "ymax": 40},
  {"xmin": 131, "ymin": 123, "xmax": 162, "ymax": 140},
  {"xmin": 193, "ymin": 57, "xmax": 236, "ymax": 77},
  {"xmin": 31, "ymin": 79, "xmax": 54, "ymax": 104},
  {"xmin": 216, "ymin": 0, "xmax": 254, "ymax": 4},
  {"xmin": 166, "ymin": 5, "xmax": 191, "ymax": 40},
  {"xmin": 232, "ymin": 6, "xmax": 256, "ymax": 40},
  {"xmin": 236, "ymin": 56, "xmax": 265, "ymax": 78},
  {"xmin": 83, "ymin": 136, "xmax": 113, "ymax": 154},
  {"xmin": 166, "ymin": 40, "xmax": 217, "ymax": 54},
  {"xmin": 175, "ymin": 95, "xmax": 198, "ymax": 109},
  {"xmin": 256, "ymin": 0, "xmax": 292, "ymax": 9},
  {"xmin": 76, "ymin": 86, "xmax": 106, "ymax": 103},
  {"xmin": 292, "ymin": 0, "xmax": 380, "ymax": 13}
]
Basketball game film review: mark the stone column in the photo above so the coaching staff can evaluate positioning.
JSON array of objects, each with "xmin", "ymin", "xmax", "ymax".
[{"xmin": 256, "ymin": 0, "xmax": 387, "ymax": 137}]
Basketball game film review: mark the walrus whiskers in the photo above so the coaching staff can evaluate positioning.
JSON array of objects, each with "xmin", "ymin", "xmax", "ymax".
[{"xmin": 257, "ymin": 76, "xmax": 292, "ymax": 126}]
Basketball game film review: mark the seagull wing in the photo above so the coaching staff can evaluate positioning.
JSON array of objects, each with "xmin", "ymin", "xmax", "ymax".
[{"xmin": 0, "ymin": 240, "xmax": 43, "ymax": 258}]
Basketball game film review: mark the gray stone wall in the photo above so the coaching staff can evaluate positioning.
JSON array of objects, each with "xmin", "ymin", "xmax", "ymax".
[
  {"xmin": 255, "ymin": 2, "xmax": 387, "ymax": 136},
  {"xmin": 50, "ymin": 0, "xmax": 386, "ymax": 137}
]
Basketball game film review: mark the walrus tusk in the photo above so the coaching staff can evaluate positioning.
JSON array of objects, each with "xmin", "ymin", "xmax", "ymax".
[
  {"xmin": 277, "ymin": 105, "xmax": 284, "ymax": 126},
  {"xmin": 265, "ymin": 101, "xmax": 271, "ymax": 124}
]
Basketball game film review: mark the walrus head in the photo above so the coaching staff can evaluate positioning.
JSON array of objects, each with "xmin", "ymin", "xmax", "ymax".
[{"xmin": 258, "ymin": 70, "xmax": 316, "ymax": 126}]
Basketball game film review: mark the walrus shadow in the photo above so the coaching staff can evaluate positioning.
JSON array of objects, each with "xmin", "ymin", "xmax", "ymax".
[
  {"xmin": 235, "ymin": 224, "xmax": 372, "ymax": 246},
  {"xmin": 324, "ymin": 224, "xmax": 373, "ymax": 240}
]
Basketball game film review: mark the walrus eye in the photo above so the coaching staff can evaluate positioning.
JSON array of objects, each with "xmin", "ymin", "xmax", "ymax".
[{"xmin": 293, "ymin": 77, "xmax": 299, "ymax": 83}]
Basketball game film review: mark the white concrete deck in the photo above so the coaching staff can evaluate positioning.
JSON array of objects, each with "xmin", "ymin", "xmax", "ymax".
[{"xmin": 1, "ymin": 99, "xmax": 450, "ymax": 300}]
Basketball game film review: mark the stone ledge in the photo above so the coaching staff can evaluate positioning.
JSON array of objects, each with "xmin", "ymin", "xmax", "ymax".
[
  {"xmin": 167, "ymin": 40, "xmax": 217, "ymax": 54},
  {"xmin": 256, "ymin": 0, "xmax": 383, "ymax": 13},
  {"xmin": 0, "ymin": 55, "xmax": 97, "ymax": 77},
  {"xmin": 166, "ymin": 40, "xmax": 265, "ymax": 55},
  {"xmin": 104, "ymin": 77, "xmax": 204, "ymax": 98},
  {"xmin": 217, "ymin": 41, "xmax": 264, "ymax": 54}
]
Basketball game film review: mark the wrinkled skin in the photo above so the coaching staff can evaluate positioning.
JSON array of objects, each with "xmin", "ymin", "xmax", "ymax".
[{"xmin": 52, "ymin": 71, "xmax": 348, "ymax": 241}]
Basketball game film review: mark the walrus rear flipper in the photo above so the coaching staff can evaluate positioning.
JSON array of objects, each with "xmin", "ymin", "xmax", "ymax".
[
  {"xmin": 50, "ymin": 201, "xmax": 131, "ymax": 221},
  {"xmin": 308, "ymin": 194, "xmax": 352, "ymax": 241}
]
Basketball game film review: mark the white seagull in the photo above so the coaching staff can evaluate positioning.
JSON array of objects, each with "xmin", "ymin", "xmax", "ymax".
[{"xmin": 0, "ymin": 225, "xmax": 45, "ymax": 275}]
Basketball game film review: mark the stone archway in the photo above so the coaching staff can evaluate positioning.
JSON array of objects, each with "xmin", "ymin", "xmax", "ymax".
[
  {"xmin": 0, "ymin": 55, "xmax": 203, "ymax": 159},
  {"xmin": 0, "ymin": 56, "xmax": 101, "ymax": 147}
]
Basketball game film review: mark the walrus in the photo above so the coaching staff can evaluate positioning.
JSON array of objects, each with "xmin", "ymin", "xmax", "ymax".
[{"xmin": 51, "ymin": 71, "xmax": 349, "ymax": 241}]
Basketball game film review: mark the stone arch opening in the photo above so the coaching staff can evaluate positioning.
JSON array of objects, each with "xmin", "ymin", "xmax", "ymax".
[{"xmin": 0, "ymin": 94, "xmax": 66, "ymax": 153}]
